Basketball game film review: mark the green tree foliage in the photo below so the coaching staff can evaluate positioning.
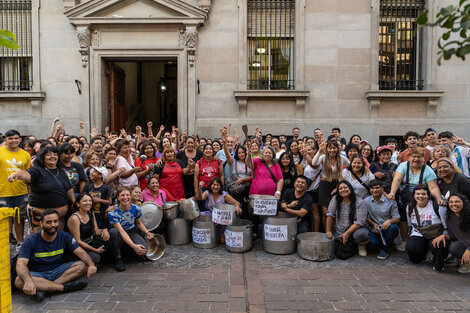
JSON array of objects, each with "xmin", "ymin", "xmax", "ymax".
[
  {"xmin": 0, "ymin": 29, "xmax": 19, "ymax": 49},
  {"xmin": 417, "ymin": 0, "xmax": 470, "ymax": 65}
]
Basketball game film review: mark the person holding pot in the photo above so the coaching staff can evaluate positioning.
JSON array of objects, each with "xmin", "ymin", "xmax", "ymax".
[
  {"xmin": 141, "ymin": 176, "xmax": 167, "ymax": 207},
  {"xmin": 8, "ymin": 146, "xmax": 74, "ymax": 231},
  {"xmin": 108, "ymin": 186, "xmax": 154, "ymax": 272},
  {"xmin": 280, "ymin": 175, "xmax": 313, "ymax": 234},
  {"xmin": 387, "ymin": 147, "xmax": 443, "ymax": 252},
  {"xmin": 436, "ymin": 157, "xmax": 470, "ymax": 201},
  {"xmin": 326, "ymin": 180, "xmax": 369, "ymax": 258},
  {"xmin": 405, "ymin": 184, "xmax": 448, "ymax": 272}
]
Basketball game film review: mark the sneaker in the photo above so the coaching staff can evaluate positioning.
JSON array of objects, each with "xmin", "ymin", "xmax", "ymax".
[
  {"xmin": 114, "ymin": 258, "xmax": 126, "ymax": 272},
  {"xmin": 63, "ymin": 278, "xmax": 88, "ymax": 293},
  {"xmin": 32, "ymin": 290, "xmax": 47, "ymax": 302},
  {"xmin": 377, "ymin": 249, "xmax": 388, "ymax": 260},
  {"xmin": 358, "ymin": 245, "xmax": 367, "ymax": 257},
  {"xmin": 458, "ymin": 264, "xmax": 470, "ymax": 274},
  {"xmin": 395, "ymin": 241, "xmax": 406, "ymax": 252},
  {"xmin": 445, "ymin": 256, "xmax": 458, "ymax": 266},
  {"xmin": 9, "ymin": 233, "xmax": 17, "ymax": 245}
]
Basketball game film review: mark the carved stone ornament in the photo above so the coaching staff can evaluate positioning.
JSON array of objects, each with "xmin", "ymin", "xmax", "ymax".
[
  {"xmin": 91, "ymin": 29, "xmax": 100, "ymax": 47},
  {"xmin": 76, "ymin": 26, "xmax": 90, "ymax": 68},
  {"xmin": 184, "ymin": 26, "xmax": 198, "ymax": 67}
]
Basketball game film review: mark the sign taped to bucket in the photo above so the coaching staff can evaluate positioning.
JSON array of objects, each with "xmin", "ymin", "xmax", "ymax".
[
  {"xmin": 212, "ymin": 208, "xmax": 234, "ymax": 225},
  {"xmin": 224, "ymin": 230, "xmax": 243, "ymax": 248},
  {"xmin": 264, "ymin": 224, "xmax": 288, "ymax": 241},
  {"xmin": 253, "ymin": 198, "xmax": 277, "ymax": 215},
  {"xmin": 192, "ymin": 227, "xmax": 211, "ymax": 244}
]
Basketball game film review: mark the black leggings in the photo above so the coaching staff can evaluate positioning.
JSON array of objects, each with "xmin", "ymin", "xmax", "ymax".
[
  {"xmin": 406, "ymin": 236, "xmax": 449, "ymax": 271},
  {"xmin": 109, "ymin": 228, "xmax": 147, "ymax": 259}
]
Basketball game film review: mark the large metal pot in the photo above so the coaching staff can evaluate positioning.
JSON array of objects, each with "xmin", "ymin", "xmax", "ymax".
[
  {"xmin": 262, "ymin": 212, "xmax": 297, "ymax": 255},
  {"xmin": 212, "ymin": 203, "xmax": 238, "ymax": 226},
  {"xmin": 248, "ymin": 195, "xmax": 278, "ymax": 216},
  {"xmin": 140, "ymin": 201, "xmax": 163, "ymax": 231},
  {"xmin": 179, "ymin": 197, "xmax": 200, "ymax": 221},
  {"xmin": 145, "ymin": 234, "xmax": 166, "ymax": 261},
  {"xmin": 297, "ymin": 232, "xmax": 335, "ymax": 261},
  {"xmin": 166, "ymin": 218, "xmax": 192, "ymax": 245},
  {"xmin": 163, "ymin": 202, "xmax": 180, "ymax": 219},
  {"xmin": 225, "ymin": 219, "xmax": 252, "ymax": 253},
  {"xmin": 192, "ymin": 215, "xmax": 219, "ymax": 249}
]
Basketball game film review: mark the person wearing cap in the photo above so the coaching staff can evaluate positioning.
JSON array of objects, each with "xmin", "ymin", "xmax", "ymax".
[
  {"xmin": 369, "ymin": 146, "xmax": 398, "ymax": 193},
  {"xmin": 399, "ymin": 131, "xmax": 432, "ymax": 164},
  {"xmin": 436, "ymin": 157, "xmax": 470, "ymax": 201},
  {"xmin": 437, "ymin": 131, "xmax": 470, "ymax": 177},
  {"xmin": 83, "ymin": 166, "xmax": 111, "ymax": 229},
  {"xmin": 364, "ymin": 180, "xmax": 400, "ymax": 260},
  {"xmin": 424, "ymin": 128, "xmax": 438, "ymax": 153}
]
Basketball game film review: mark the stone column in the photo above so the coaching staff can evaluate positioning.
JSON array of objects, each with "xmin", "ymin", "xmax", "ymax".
[{"xmin": 184, "ymin": 25, "xmax": 198, "ymax": 134}]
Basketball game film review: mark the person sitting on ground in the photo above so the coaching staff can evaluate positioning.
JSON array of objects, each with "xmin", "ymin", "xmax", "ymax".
[
  {"xmin": 15, "ymin": 209, "xmax": 97, "ymax": 302},
  {"xmin": 141, "ymin": 176, "xmax": 167, "ymax": 207},
  {"xmin": 326, "ymin": 180, "xmax": 369, "ymax": 258},
  {"xmin": 364, "ymin": 180, "xmax": 400, "ymax": 260},
  {"xmin": 280, "ymin": 175, "xmax": 313, "ymax": 234},
  {"xmin": 107, "ymin": 186, "xmax": 154, "ymax": 272}
]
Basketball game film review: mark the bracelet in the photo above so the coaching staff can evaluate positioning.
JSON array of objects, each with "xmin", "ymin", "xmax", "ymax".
[{"xmin": 275, "ymin": 191, "xmax": 281, "ymax": 195}]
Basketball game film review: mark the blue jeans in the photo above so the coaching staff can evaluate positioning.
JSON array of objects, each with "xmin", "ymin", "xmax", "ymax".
[
  {"xmin": 29, "ymin": 262, "xmax": 75, "ymax": 281},
  {"xmin": 368, "ymin": 223, "xmax": 399, "ymax": 252}
]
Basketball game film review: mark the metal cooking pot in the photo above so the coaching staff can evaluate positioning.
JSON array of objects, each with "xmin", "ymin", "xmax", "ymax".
[
  {"xmin": 140, "ymin": 201, "xmax": 163, "ymax": 231},
  {"xmin": 263, "ymin": 212, "xmax": 297, "ymax": 255},
  {"xmin": 163, "ymin": 202, "xmax": 180, "ymax": 219},
  {"xmin": 225, "ymin": 219, "xmax": 252, "ymax": 253},
  {"xmin": 248, "ymin": 194, "xmax": 278, "ymax": 216},
  {"xmin": 212, "ymin": 203, "xmax": 238, "ymax": 226},
  {"xmin": 145, "ymin": 234, "xmax": 166, "ymax": 261},
  {"xmin": 297, "ymin": 232, "xmax": 335, "ymax": 261},
  {"xmin": 179, "ymin": 197, "xmax": 200, "ymax": 221},
  {"xmin": 166, "ymin": 218, "xmax": 192, "ymax": 245},
  {"xmin": 192, "ymin": 215, "xmax": 218, "ymax": 249}
]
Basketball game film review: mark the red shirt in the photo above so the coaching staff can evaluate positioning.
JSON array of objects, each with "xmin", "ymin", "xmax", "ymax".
[
  {"xmin": 197, "ymin": 158, "xmax": 221, "ymax": 188},
  {"xmin": 135, "ymin": 156, "xmax": 159, "ymax": 190}
]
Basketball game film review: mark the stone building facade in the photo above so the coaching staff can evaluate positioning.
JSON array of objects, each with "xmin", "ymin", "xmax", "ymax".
[{"xmin": 0, "ymin": 0, "xmax": 469, "ymax": 147}]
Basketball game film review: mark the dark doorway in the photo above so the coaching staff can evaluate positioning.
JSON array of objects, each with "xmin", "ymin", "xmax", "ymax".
[{"xmin": 105, "ymin": 59, "xmax": 177, "ymax": 133}]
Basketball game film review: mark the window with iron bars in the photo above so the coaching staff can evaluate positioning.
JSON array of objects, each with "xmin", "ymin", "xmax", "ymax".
[
  {"xmin": 0, "ymin": 0, "xmax": 32, "ymax": 91},
  {"xmin": 379, "ymin": 0, "xmax": 425, "ymax": 90},
  {"xmin": 247, "ymin": 0, "xmax": 295, "ymax": 90}
]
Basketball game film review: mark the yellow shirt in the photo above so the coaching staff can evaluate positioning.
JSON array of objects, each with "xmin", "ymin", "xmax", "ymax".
[{"xmin": 0, "ymin": 146, "xmax": 31, "ymax": 197}]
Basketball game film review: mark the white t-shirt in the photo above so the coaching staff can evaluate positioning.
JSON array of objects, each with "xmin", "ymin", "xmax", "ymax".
[{"xmin": 406, "ymin": 201, "xmax": 445, "ymax": 238}]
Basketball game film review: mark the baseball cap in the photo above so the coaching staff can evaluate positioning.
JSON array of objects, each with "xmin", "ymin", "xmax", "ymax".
[
  {"xmin": 90, "ymin": 165, "xmax": 108, "ymax": 181},
  {"xmin": 377, "ymin": 145, "xmax": 392, "ymax": 155},
  {"xmin": 424, "ymin": 128, "xmax": 437, "ymax": 136}
]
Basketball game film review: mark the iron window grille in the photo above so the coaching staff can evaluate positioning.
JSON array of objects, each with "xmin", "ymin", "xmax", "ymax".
[
  {"xmin": 247, "ymin": 0, "xmax": 295, "ymax": 90},
  {"xmin": 379, "ymin": 0, "xmax": 425, "ymax": 90},
  {"xmin": 0, "ymin": 0, "xmax": 32, "ymax": 91}
]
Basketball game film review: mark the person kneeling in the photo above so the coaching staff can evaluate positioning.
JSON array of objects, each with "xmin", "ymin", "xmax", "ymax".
[
  {"xmin": 15, "ymin": 209, "xmax": 97, "ymax": 302},
  {"xmin": 108, "ymin": 186, "xmax": 154, "ymax": 272},
  {"xmin": 280, "ymin": 175, "xmax": 313, "ymax": 234},
  {"xmin": 326, "ymin": 181, "xmax": 369, "ymax": 259}
]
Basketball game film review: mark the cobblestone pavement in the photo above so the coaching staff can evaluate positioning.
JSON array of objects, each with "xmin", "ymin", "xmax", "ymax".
[{"xmin": 12, "ymin": 239, "xmax": 470, "ymax": 313}]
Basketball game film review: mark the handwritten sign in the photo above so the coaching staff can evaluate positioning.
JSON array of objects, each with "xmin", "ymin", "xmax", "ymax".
[
  {"xmin": 212, "ymin": 208, "xmax": 234, "ymax": 225},
  {"xmin": 192, "ymin": 227, "xmax": 211, "ymax": 244},
  {"xmin": 253, "ymin": 198, "xmax": 278, "ymax": 215},
  {"xmin": 264, "ymin": 224, "xmax": 288, "ymax": 242},
  {"xmin": 224, "ymin": 230, "xmax": 243, "ymax": 248}
]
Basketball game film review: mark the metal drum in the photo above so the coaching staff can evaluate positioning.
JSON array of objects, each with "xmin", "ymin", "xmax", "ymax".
[
  {"xmin": 212, "ymin": 203, "xmax": 238, "ymax": 226},
  {"xmin": 140, "ymin": 201, "xmax": 163, "ymax": 231},
  {"xmin": 192, "ymin": 215, "xmax": 219, "ymax": 249},
  {"xmin": 179, "ymin": 197, "xmax": 200, "ymax": 221},
  {"xmin": 262, "ymin": 212, "xmax": 297, "ymax": 255},
  {"xmin": 225, "ymin": 219, "xmax": 252, "ymax": 253},
  {"xmin": 166, "ymin": 218, "xmax": 192, "ymax": 245},
  {"xmin": 248, "ymin": 195, "xmax": 278, "ymax": 216},
  {"xmin": 145, "ymin": 234, "xmax": 166, "ymax": 261},
  {"xmin": 163, "ymin": 202, "xmax": 180, "ymax": 219},
  {"xmin": 297, "ymin": 232, "xmax": 335, "ymax": 261}
]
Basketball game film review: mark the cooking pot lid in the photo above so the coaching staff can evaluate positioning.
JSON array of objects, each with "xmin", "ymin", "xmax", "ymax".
[{"xmin": 141, "ymin": 201, "xmax": 163, "ymax": 231}]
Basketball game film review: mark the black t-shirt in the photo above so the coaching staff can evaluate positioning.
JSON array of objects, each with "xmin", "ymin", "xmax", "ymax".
[
  {"xmin": 177, "ymin": 150, "xmax": 203, "ymax": 198},
  {"xmin": 83, "ymin": 183, "xmax": 111, "ymax": 228},
  {"xmin": 281, "ymin": 188, "xmax": 313, "ymax": 230},
  {"xmin": 62, "ymin": 162, "xmax": 86, "ymax": 194},
  {"xmin": 282, "ymin": 169, "xmax": 298, "ymax": 191},
  {"xmin": 438, "ymin": 173, "xmax": 470, "ymax": 201},
  {"xmin": 27, "ymin": 167, "xmax": 72, "ymax": 208}
]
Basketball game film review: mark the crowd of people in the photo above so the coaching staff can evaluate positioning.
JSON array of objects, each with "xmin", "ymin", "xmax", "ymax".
[{"xmin": 1, "ymin": 119, "xmax": 470, "ymax": 302}]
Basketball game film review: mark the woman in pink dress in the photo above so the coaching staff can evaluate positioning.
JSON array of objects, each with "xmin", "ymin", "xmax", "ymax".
[{"xmin": 246, "ymin": 146, "xmax": 284, "ymax": 198}]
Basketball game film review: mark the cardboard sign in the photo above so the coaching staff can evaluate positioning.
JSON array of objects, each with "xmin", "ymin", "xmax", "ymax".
[
  {"xmin": 253, "ymin": 198, "xmax": 277, "ymax": 215},
  {"xmin": 192, "ymin": 227, "xmax": 211, "ymax": 244},
  {"xmin": 212, "ymin": 208, "xmax": 234, "ymax": 225},
  {"xmin": 264, "ymin": 224, "xmax": 288, "ymax": 242},
  {"xmin": 224, "ymin": 230, "xmax": 243, "ymax": 248}
]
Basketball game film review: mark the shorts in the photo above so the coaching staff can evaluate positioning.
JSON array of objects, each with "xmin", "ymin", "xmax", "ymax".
[
  {"xmin": 0, "ymin": 194, "xmax": 28, "ymax": 218},
  {"xmin": 29, "ymin": 261, "xmax": 75, "ymax": 281}
]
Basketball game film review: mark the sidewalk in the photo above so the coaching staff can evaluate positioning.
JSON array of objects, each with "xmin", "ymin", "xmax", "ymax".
[{"xmin": 12, "ymin": 241, "xmax": 470, "ymax": 312}]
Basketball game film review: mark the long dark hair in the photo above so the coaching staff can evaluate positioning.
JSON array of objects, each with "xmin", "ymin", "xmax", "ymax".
[
  {"xmin": 34, "ymin": 146, "xmax": 64, "ymax": 168},
  {"xmin": 447, "ymin": 193, "xmax": 470, "ymax": 232},
  {"xmin": 408, "ymin": 184, "xmax": 431, "ymax": 217},
  {"xmin": 279, "ymin": 152, "xmax": 296, "ymax": 176},
  {"xmin": 67, "ymin": 192, "xmax": 95, "ymax": 226},
  {"xmin": 335, "ymin": 180, "xmax": 357, "ymax": 222},
  {"xmin": 347, "ymin": 156, "xmax": 366, "ymax": 176},
  {"xmin": 234, "ymin": 145, "xmax": 247, "ymax": 162}
]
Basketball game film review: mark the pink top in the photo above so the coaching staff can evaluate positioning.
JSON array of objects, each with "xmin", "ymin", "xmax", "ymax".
[
  {"xmin": 141, "ymin": 188, "xmax": 167, "ymax": 207},
  {"xmin": 249, "ymin": 158, "xmax": 283, "ymax": 196}
]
